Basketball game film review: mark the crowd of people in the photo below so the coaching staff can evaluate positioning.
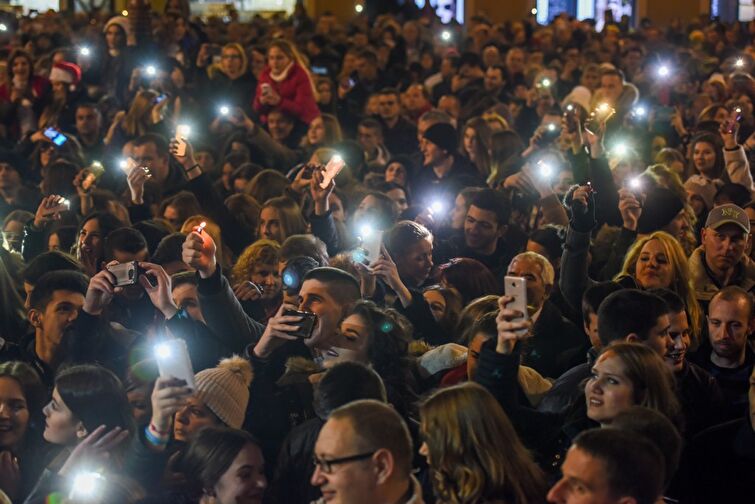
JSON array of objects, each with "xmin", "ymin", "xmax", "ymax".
[{"xmin": 0, "ymin": 1, "xmax": 754, "ymax": 503}]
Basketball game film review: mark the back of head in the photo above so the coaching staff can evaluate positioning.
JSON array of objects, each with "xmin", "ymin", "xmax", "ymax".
[
  {"xmin": 29, "ymin": 270, "xmax": 88, "ymax": 311},
  {"xmin": 420, "ymin": 382, "xmax": 546, "ymax": 504},
  {"xmin": 303, "ymin": 267, "xmax": 361, "ymax": 306},
  {"xmin": 329, "ymin": 399, "xmax": 413, "ymax": 477},
  {"xmin": 280, "ymin": 234, "xmax": 329, "ymax": 266},
  {"xmin": 383, "ymin": 220, "xmax": 432, "ymax": 258},
  {"xmin": 55, "ymin": 364, "xmax": 134, "ymax": 434},
  {"xmin": 582, "ymin": 281, "xmax": 622, "ymax": 322},
  {"xmin": 22, "ymin": 251, "xmax": 83, "ymax": 287},
  {"xmin": 314, "ymin": 362, "xmax": 387, "ymax": 418},
  {"xmin": 194, "ymin": 356, "xmax": 254, "ymax": 429},
  {"xmin": 439, "ymin": 258, "xmax": 500, "ymax": 304},
  {"xmin": 597, "ymin": 289, "xmax": 669, "ymax": 346},
  {"xmin": 457, "ymin": 295, "xmax": 499, "ymax": 345},
  {"xmin": 151, "ymin": 233, "xmax": 187, "ymax": 266},
  {"xmin": 104, "ymin": 227, "xmax": 148, "ymax": 261},
  {"xmin": 571, "ymin": 429, "xmax": 664, "ymax": 504},
  {"xmin": 612, "ymin": 406, "xmax": 682, "ymax": 488}
]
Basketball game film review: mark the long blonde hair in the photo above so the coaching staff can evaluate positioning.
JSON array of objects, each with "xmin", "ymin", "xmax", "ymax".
[
  {"xmin": 420, "ymin": 382, "xmax": 547, "ymax": 504},
  {"xmin": 268, "ymin": 38, "xmax": 316, "ymax": 96},
  {"xmin": 618, "ymin": 231, "xmax": 702, "ymax": 344},
  {"xmin": 122, "ymin": 90, "xmax": 158, "ymax": 138}
]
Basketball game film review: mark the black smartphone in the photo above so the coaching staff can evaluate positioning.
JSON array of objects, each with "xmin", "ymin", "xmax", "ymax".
[{"xmin": 283, "ymin": 309, "xmax": 317, "ymax": 339}]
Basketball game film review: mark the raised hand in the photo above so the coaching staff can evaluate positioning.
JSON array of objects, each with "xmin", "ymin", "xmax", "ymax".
[
  {"xmin": 252, "ymin": 303, "xmax": 303, "ymax": 358},
  {"xmin": 233, "ymin": 281, "xmax": 263, "ymax": 302},
  {"xmin": 33, "ymin": 194, "xmax": 68, "ymax": 228},
  {"xmin": 495, "ymin": 295, "xmax": 533, "ymax": 355},
  {"xmin": 127, "ymin": 165, "xmax": 151, "ymax": 205},
  {"xmin": 58, "ymin": 425, "xmax": 130, "ymax": 477},
  {"xmin": 182, "ymin": 227, "xmax": 217, "ymax": 279},
  {"xmin": 83, "ymin": 264, "xmax": 120, "ymax": 316},
  {"xmin": 138, "ymin": 262, "xmax": 178, "ymax": 319},
  {"xmin": 618, "ymin": 187, "xmax": 642, "ymax": 232},
  {"xmin": 149, "ymin": 376, "xmax": 193, "ymax": 435}
]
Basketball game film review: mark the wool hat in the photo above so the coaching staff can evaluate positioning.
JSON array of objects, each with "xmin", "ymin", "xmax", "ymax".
[
  {"xmin": 49, "ymin": 62, "xmax": 81, "ymax": 86},
  {"xmin": 423, "ymin": 122, "xmax": 458, "ymax": 153},
  {"xmin": 561, "ymin": 85, "xmax": 592, "ymax": 113},
  {"xmin": 684, "ymin": 177, "xmax": 718, "ymax": 212},
  {"xmin": 705, "ymin": 203, "xmax": 750, "ymax": 233},
  {"xmin": 637, "ymin": 187, "xmax": 685, "ymax": 235},
  {"xmin": 194, "ymin": 356, "xmax": 253, "ymax": 429},
  {"xmin": 104, "ymin": 15, "xmax": 130, "ymax": 36}
]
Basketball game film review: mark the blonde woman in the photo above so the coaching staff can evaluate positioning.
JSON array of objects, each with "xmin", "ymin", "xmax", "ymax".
[
  {"xmin": 104, "ymin": 90, "xmax": 158, "ymax": 146},
  {"xmin": 419, "ymin": 382, "xmax": 548, "ymax": 504},
  {"xmin": 617, "ymin": 231, "xmax": 703, "ymax": 345},
  {"xmin": 253, "ymin": 39, "xmax": 320, "ymax": 126}
]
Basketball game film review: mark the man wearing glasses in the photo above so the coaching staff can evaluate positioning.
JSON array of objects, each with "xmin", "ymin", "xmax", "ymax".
[{"xmin": 311, "ymin": 400, "xmax": 423, "ymax": 504}]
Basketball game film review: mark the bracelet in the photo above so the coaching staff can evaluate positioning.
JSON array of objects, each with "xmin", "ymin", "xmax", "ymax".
[
  {"xmin": 144, "ymin": 425, "xmax": 169, "ymax": 446},
  {"xmin": 150, "ymin": 422, "xmax": 170, "ymax": 435}
]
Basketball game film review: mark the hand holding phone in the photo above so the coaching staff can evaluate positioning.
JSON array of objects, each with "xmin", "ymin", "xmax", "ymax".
[
  {"xmin": 107, "ymin": 261, "xmax": 142, "ymax": 287},
  {"xmin": 282, "ymin": 309, "xmax": 317, "ymax": 339},
  {"xmin": 320, "ymin": 155, "xmax": 345, "ymax": 189},
  {"xmin": 503, "ymin": 276, "xmax": 530, "ymax": 336},
  {"xmin": 174, "ymin": 125, "xmax": 190, "ymax": 157}
]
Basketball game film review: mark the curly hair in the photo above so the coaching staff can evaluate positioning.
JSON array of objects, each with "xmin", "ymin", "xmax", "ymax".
[{"xmin": 231, "ymin": 239, "xmax": 281, "ymax": 285}]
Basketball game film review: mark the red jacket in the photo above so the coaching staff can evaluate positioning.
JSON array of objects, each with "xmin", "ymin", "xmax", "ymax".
[{"xmin": 253, "ymin": 63, "xmax": 320, "ymax": 125}]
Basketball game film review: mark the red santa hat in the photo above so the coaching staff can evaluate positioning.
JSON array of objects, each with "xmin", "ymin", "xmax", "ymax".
[{"xmin": 49, "ymin": 61, "xmax": 82, "ymax": 87}]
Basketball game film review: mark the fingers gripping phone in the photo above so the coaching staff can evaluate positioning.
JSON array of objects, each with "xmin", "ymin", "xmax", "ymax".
[
  {"xmin": 504, "ymin": 276, "xmax": 529, "ymax": 336},
  {"xmin": 282, "ymin": 309, "xmax": 317, "ymax": 339},
  {"xmin": 359, "ymin": 229, "xmax": 383, "ymax": 265},
  {"xmin": 174, "ymin": 125, "xmax": 190, "ymax": 157},
  {"xmin": 107, "ymin": 261, "xmax": 142, "ymax": 287},
  {"xmin": 155, "ymin": 338, "xmax": 196, "ymax": 389},
  {"xmin": 320, "ymin": 156, "xmax": 345, "ymax": 188}
]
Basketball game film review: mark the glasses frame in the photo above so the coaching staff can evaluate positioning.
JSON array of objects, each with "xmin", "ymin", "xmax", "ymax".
[{"xmin": 312, "ymin": 451, "xmax": 376, "ymax": 474}]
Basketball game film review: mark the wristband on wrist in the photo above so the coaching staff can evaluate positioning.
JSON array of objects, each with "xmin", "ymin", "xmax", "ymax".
[{"xmin": 144, "ymin": 425, "xmax": 169, "ymax": 446}]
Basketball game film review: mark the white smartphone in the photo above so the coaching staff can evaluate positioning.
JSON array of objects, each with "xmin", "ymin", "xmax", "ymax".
[
  {"xmin": 504, "ymin": 276, "xmax": 529, "ymax": 335},
  {"xmin": 320, "ymin": 155, "xmax": 345, "ymax": 189},
  {"xmin": 261, "ymin": 83, "xmax": 272, "ymax": 96},
  {"xmin": 360, "ymin": 229, "xmax": 383, "ymax": 265},
  {"xmin": 174, "ymin": 125, "xmax": 190, "ymax": 157},
  {"xmin": 155, "ymin": 339, "xmax": 196, "ymax": 389}
]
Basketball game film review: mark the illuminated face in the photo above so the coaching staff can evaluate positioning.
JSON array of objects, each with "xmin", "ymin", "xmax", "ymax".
[
  {"xmin": 298, "ymin": 279, "xmax": 344, "ymax": 349},
  {"xmin": 173, "ymin": 396, "xmax": 221, "ymax": 442},
  {"xmin": 105, "ymin": 25, "xmax": 125, "ymax": 50},
  {"xmin": 221, "ymin": 47, "xmax": 244, "ymax": 79},
  {"xmin": 463, "ymin": 128, "xmax": 477, "ymax": 159},
  {"xmin": 395, "ymin": 238, "xmax": 433, "ymax": 288},
  {"xmin": 268, "ymin": 46, "xmax": 291, "ymax": 75},
  {"xmin": 267, "ymin": 112, "xmax": 294, "ymax": 142},
  {"xmin": 484, "ymin": 67, "xmax": 504, "ymax": 92},
  {"xmin": 634, "ymin": 239, "xmax": 673, "ymax": 289},
  {"xmin": 547, "ymin": 446, "xmax": 621, "ymax": 504},
  {"xmin": 599, "ymin": 75, "xmax": 623, "ymax": 105},
  {"xmin": 43, "ymin": 387, "xmax": 83, "ymax": 445},
  {"xmin": 323, "ymin": 314, "xmax": 370, "ymax": 367},
  {"xmin": 307, "ymin": 116, "xmax": 326, "ymax": 146},
  {"xmin": 692, "ymin": 141, "xmax": 717, "ymax": 177},
  {"xmin": 213, "ymin": 443, "xmax": 267, "ymax": 504},
  {"xmin": 378, "ymin": 94, "xmax": 400, "ymax": 122},
  {"xmin": 667, "ymin": 310, "xmax": 691, "ymax": 372},
  {"xmin": 464, "ymin": 205, "xmax": 502, "ymax": 253},
  {"xmin": 250, "ymin": 263, "xmax": 282, "ymax": 301},
  {"xmin": 173, "ymin": 283, "xmax": 204, "ymax": 323},
  {"xmin": 707, "ymin": 296, "xmax": 752, "ymax": 364},
  {"xmin": 0, "ymin": 377, "xmax": 30, "ymax": 451},
  {"xmin": 384, "ymin": 162, "xmax": 407, "ymax": 187},
  {"xmin": 507, "ymin": 256, "xmax": 549, "ymax": 310},
  {"xmin": 386, "ymin": 188, "xmax": 408, "ymax": 215},
  {"xmin": 259, "ymin": 207, "xmax": 284, "ymax": 243},
  {"xmin": 701, "ymin": 224, "xmax": 749, "ymax": 273},
  {"xmin": 584, "ymin": 352, "xmax": 635, "ymax": 425}
]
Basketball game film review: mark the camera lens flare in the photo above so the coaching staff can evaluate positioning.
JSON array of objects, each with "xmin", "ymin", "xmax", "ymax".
[
  {"xmin": 119, "ymin": 159, "xmax": 129, "ymax": 170},
  {"xmin": 430, "ymin": 200, "xmax": 445, "ymax": 214},
  {"xmin": 79, "ymin": 47, "xmax": 91, "ymax": 56},
  {"xmin": 0, "ymin": 23, "xmax": 7, "ymax": 32},
  {"xmin": 538, "ymin": 161, "xmax": 553, "ymax": 180},
  {"xmin": 547, "ymin": 123, "xmax": 557, "ymax": 132},
  {"xmin": 145, "ymin": 65, "xmax": 157, "ymax": 76},
  {"xmin": 71, "ymin": 471, "xmax": 104, "ymax": 500},
  {"xmin": 155, "ymin": 343, "xmax": 172, "ymax": 360},
  {"xmin": 441, "ymin": 30, "xmax": 452, "ymax": 42},
  {"xmin": 355, "ymin": 4, "xmax": 363, "ymax": 13},
  {"xmin": 629, "ymin": 177, "xmax": 642, "ymax": 190},
  {"xmin": 633, "ymin": 106, "xmax": 646, "ymax": 117},
  {"xmin": 359, "ymin": 224, "xmax": 373, "ymax": 238},
  {"xmin": 177, "ymin": 124, "xmax": 191, "ymax": 138},
  {"xmin": 735, "ymin": 58, "xmax": 745, "ymax": 68},
  {"xmin": 614, "ymin": 143, "xmax": 628, "ymax": 156},
  {"xmin": 541, "ymin": 78, "xmax": 551, "ymax": 88},
  {"xmin": 283, "ymin": 270, "xmax": 297, "ymax": 288},
  {"xmin": 219, "ymin": 105, "xmax": 230, "ymax": 116},
  {"xmin": 657, "ymin": 65, "xmax": 670, "ymax": 78}
]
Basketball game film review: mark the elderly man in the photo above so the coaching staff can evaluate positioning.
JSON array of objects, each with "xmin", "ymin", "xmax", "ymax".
[
  {"xmin": 689, "ymin": 203, "xmax": 755, "ymax": 309},
  {"xmin": 507, "ymin": 251, "xmax": 586, "ymax": 378},
  {"xmin": 311, "ymin": 400, "xmax": 422, "ymax": 504}
]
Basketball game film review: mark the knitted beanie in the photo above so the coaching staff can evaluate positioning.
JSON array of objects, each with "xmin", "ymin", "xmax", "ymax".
[
  {"xmin": 194, "ymin": 356, "xmax": 253, "ymax": 429},
  {"xmin": 423, "ymin": 123, "xmax": 458, "ymax": 154},
  {"xmin": 684, "ymin": 176, "xmax": 718, "ymax": 212},
  {"xmin": 104, "ymin": 16, "xmax": 131, "ymax": 37},
  {"xmin": 637, "ymin": 187, "xmax": 684, "ymax": 234}
]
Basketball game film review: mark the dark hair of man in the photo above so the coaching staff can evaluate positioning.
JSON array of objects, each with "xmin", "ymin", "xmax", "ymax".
[
  {"xmin": 572, "ymin": 428, "xmax": 664, "ymax": 504},
  {"xmin": 279, "ymin": 234, "xmax": 329, "ymax": 266},
  {"xmin": 582, "ymin": 282, "xmax": 622, "ymax": 323},
  {"xmin": 648, "ymin": 288, "xmax": 685, "ymax": 314},
  {"xmin": 303, "ymin": 267, "xmax": 361, "ymax": 306},
  {"xmin": 488, "ymin": 64, "xmax": 506, "ymax": 76},
  {"xmin": 151, "ymin": 233, "xmax": 186, "ymax": 266},
  {"xmin": 329, "ymin": 399, "xmax": 413, "ymax": 476},
  {"xmin": 383, "ymin": 220, "xmax": 430, "ymax": 258},
  {"xmin": 29, "ymin": 270, "xmax": 88, "ymax": 310},
  {"xmin": 171, "ymin": 271, "xmax": 198, "ymax": 290},
  {"xmin": 22, "ymin": 251, "xmax": 83, "ymax": 286},
  {"xmin": 104, "ymin": 227, "xmax": 148, "ymax": 261},
  {"xmin": 75, "ymin": 102, "xmax": 101, "ymax": 116},
  {"xmin": 469, "ymin": 189, "xmax": 510, "ymax": 226},
  {"xmin": 358, "ymin": 117, "xmax": 383, "ymax": 135},
  {"xmin": 132, "ymin": 133, "xmax": 169, "ymax": 157},
  {"xmin": 528, "ymin": 225, "xmax": 564, "ymax": 263},
  {"xmin": 612, "ymin": 406, "xmax": 682, "ymax": 488},
  {"xmin": 710, "ymin": 285, "xmax": 754, "ymax": 319},
  {"xmin": 176, "ymin": 427, "xmax": 259, "ymax": 499},
  {"xmin": 713, "ymin": 183, "xmax": 752, "ymax": 208},
  {"xmin": 314, "ymin": 361, "xmax": 387, "ymax": 418},
  {"xmin": 459, "ymin": 51, "xmax": 482, "ymax": 69},
  {"xmin": 442, "ymin": 54, "xmax": 460, "ymax": 68},
  {"xmin": 132, "ymin": 220, "xmax": 170, "ymax": 256},
  {"xmin": 357, "ymin": 49, "xmax": 378, "ymax": 65},
  {"xmin": 597, "ymin": 289, "xmax": 669, "ymax": 346},
  {"xmin": 378, "ymin": 87, "xmax": 401, "ymax": 100},
  {"xmin": 374, "ymin": 181, "xmax": 408, "ymax": 197}
]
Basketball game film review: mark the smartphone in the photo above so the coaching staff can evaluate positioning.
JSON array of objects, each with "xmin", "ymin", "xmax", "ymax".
[
  {"xmin": 261, "ymin": 83, "xmax": 272, "ymax": 96},
  {"xmin": 320, "ymin": 156, "xmax": 345, "ymax": 188},
  {"xmin": 504, "ymin": 276, "xmax": 529, "ymax": 336},
  {"xmin": 44, "ymin": 127, "xmax": 68, "ymax": 147},
  {"xmin": 174, "ymin": 125, "xmax": 190, "ymax": 157},
  {"xmin": 155, "ymin": 338, "xmax": 196, "ymax": 389},
  {"xmin": 82, "ymin": 162, "xmax": 105, "ymax": 191},
  {"xmin": 282, "ymin": 309, "xmax": 317, "ymax": 339},
  {"xmin": 563, "ymin": 106, "xmax": 579, "ymax": 133},
  {"xmin": 155, "ymin": 94, "xmax": 167, "ymax": 104},
  {"xmin": 107, "ymin": 261, "xmax": 142, "ymax": 287},
  {"xmin": 723, "ymin": 107, "xmax": 742, "ymax": 134},
  {"xmin": 359, "ymin": 229, "xmax": 383, "ymax": 265},
  {"xmin": 311, "ymin": 65, "xmax": 328, "ymax": 76},
  {"xmin": 42, "ymin": 198, "xmax": 70, "ymax": 216}
]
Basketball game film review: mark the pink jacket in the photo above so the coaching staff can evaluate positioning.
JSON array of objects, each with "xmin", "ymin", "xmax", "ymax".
[{"xmin": 253, "ymin": 63, "xmax": 320, "ymax": 125}]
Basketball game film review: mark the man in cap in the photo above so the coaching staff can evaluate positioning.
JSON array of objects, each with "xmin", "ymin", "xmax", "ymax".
[
  {"xmin": 689, "ymin": 203, "xmax": 755, "ymax": 309},
  {"xmin": 412, "ymin": 122, "xmax": 483, "ymax": 207}
]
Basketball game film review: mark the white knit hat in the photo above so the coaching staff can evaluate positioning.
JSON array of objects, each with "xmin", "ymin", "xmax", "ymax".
[
  {"xmin": 562, "ymin": 85, "xmax": 592, "ymax": 113},
  {"xmin": 194, "ymin": 356, "xmax": 253, "ymax": 429}
]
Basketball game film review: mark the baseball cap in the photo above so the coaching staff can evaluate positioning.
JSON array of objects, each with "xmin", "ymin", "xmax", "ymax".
[{"xmin": 704, "ymin": 203, "xmax": 750, "ymax": 233}]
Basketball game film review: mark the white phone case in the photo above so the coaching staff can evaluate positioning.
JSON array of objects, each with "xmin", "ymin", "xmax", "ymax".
[
  {"xmin": 320, "ymin": 156, "xmax": 345, "ymax": 188},
  {"xmin": 361, "ymin": 230, "xmax": 383, "ymax": 265},
  {"xmin": 504, "ymin": 276, "xmax": 529, "ymax": 335},
  {"xmin": 156, "ymin": 339, "xmax": 196, "ymax": 389}
]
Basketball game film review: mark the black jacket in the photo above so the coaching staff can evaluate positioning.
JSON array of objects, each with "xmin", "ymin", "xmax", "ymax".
[
  {"xmin": 537, "ymin": 347, "xmax": 598, "ymax": 414},
  {"xmin": 268, "ymin": 416, "xmax": 324, "ymax": 504},
  {"xmin": 522, "ymin": 301, "xmax": 588, "ymax": 379},
  {"xmin": 676, "ymin": 360, "xmax": 726, "ymax": 437}
]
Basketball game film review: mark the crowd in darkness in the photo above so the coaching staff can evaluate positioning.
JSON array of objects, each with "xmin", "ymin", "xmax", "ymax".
[{"xmin": 1, "ymin": 0, "xmax": 755, "ymax": 502}]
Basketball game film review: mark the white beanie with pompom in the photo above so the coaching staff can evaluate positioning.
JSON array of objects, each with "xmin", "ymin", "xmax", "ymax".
[{"xmin": 194, "ymin": 356, "xmax": 253, "ymax": 429}]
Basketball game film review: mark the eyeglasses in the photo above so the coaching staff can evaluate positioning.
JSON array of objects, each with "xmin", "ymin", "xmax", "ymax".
[{"xmin": 312, "ymin": 451, "xmax": 375, "ymax": 474}]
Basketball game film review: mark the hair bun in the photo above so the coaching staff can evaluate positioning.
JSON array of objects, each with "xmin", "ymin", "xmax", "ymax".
[{"xmin": 217, "ymin": 355, "xmax": 253, "ymax": 387}]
